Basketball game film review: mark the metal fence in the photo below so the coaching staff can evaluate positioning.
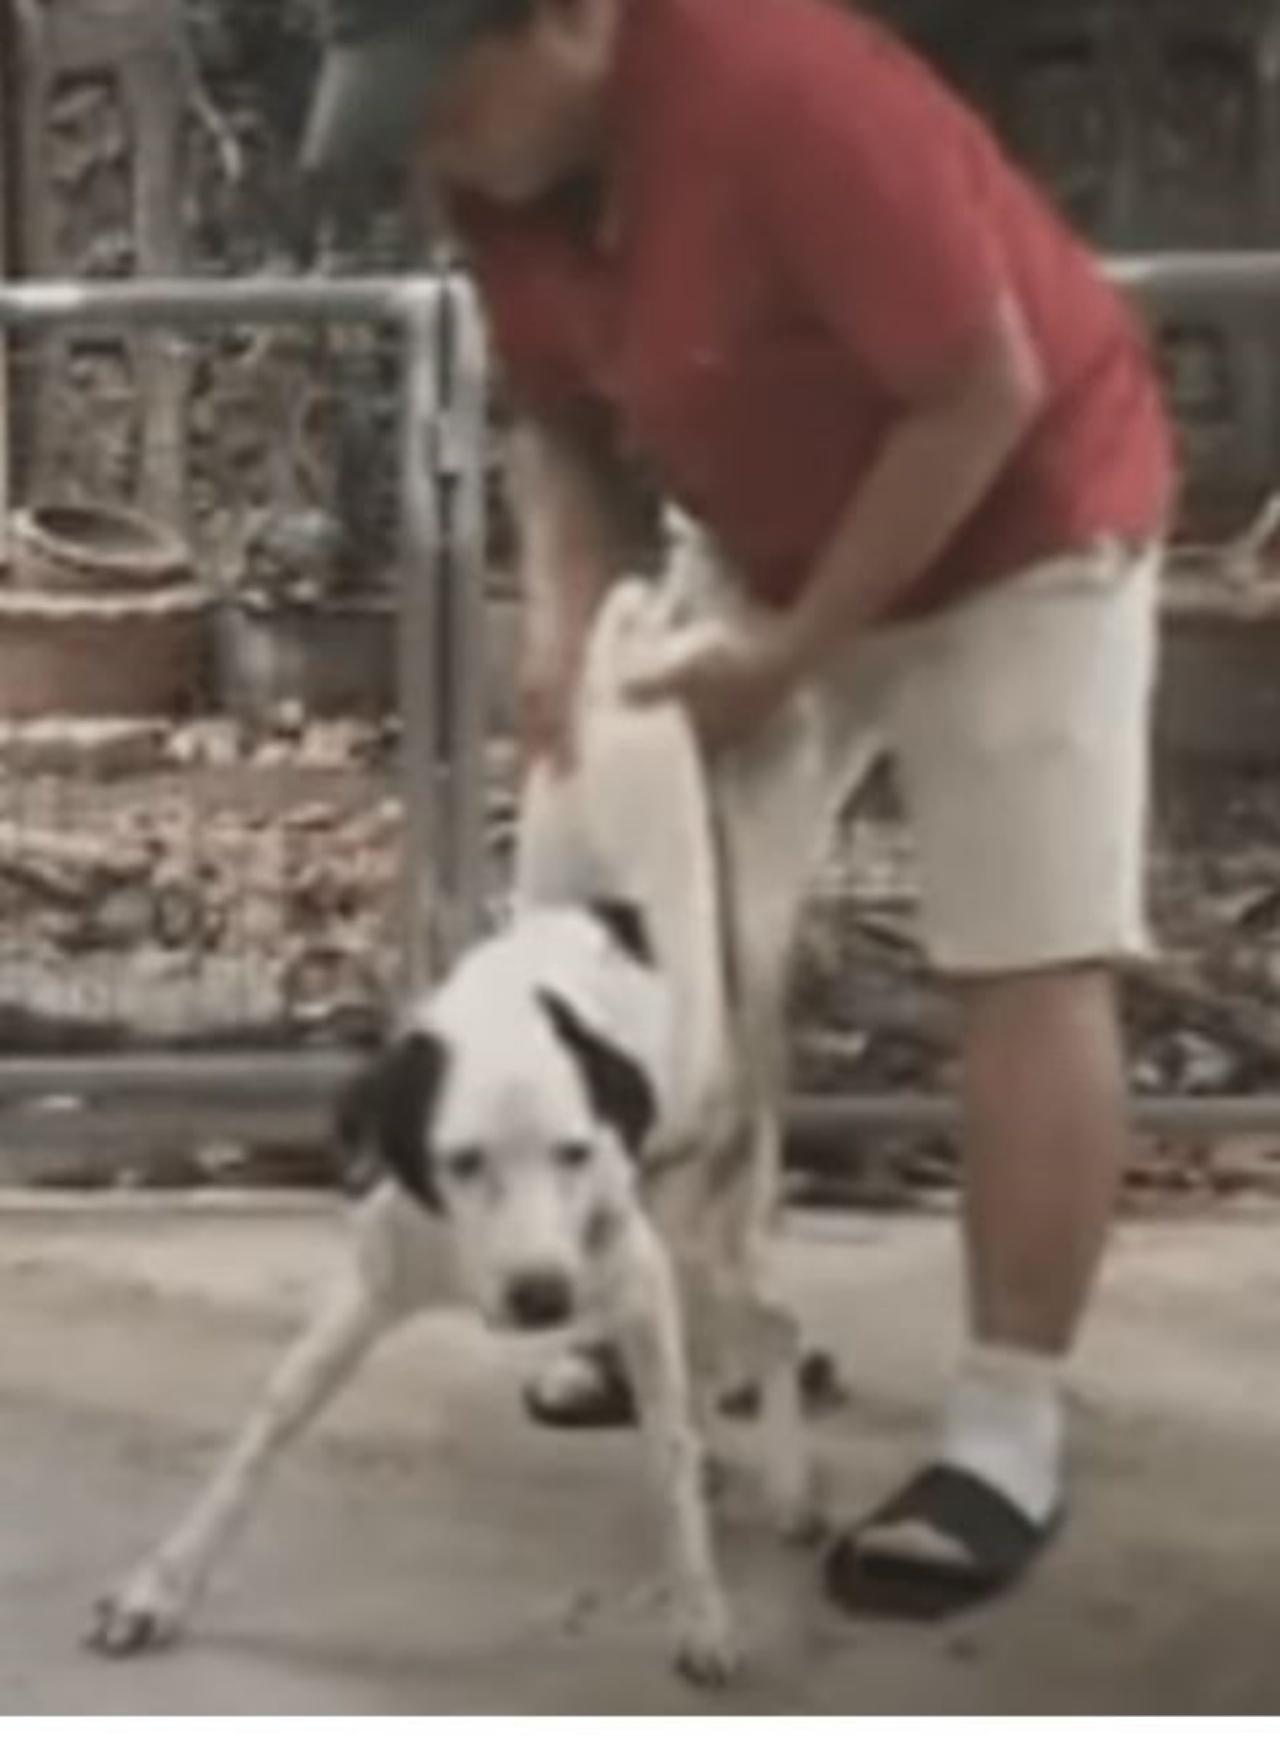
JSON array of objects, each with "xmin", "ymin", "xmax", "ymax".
[
  {"xmin": 3, "ymin": 251, "xmax": 1280, "ymax": 1155},
  {"xmin": 0, "ymin": 274, "xmax": 490, "ymax": 1152}
]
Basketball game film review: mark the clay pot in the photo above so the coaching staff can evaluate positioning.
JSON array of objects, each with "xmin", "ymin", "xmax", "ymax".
[{"xmin": 8, "ymin": 500, "xmax": 190, "ymax": 593}]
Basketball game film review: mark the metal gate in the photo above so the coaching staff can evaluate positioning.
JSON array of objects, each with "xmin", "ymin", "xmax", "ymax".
[
  {"xmin": 3, "ymin": 252, "xmax": 1280, "ymax": 1156},
  {"xmin": 0, "ymin": 273, "xmax": 489, "ymax": 1153}
]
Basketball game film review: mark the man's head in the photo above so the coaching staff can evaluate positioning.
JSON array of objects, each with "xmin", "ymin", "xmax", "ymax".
[{"xmin": 301, "ymin": 0, "xmax": 621, "ymax": 205}]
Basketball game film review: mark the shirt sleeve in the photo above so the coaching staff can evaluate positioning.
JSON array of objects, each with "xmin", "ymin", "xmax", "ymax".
[{"xmin": 750, "ymin": 31, "xmax": 1011, "ymax": 403}]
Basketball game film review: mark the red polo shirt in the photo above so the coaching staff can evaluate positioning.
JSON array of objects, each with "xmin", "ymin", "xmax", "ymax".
[{"xmin": 454, "ymin": 0, "xmax": 1175, "ymax": 618}]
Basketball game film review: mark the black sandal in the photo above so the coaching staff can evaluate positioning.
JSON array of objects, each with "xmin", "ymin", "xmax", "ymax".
[
  {"xmin": 822, "ymin": 1463, "xmax": 1063, "ymax": 1622},
  {"xmin": 523, "ymin": 1342, "xmax": 846, "ymax": 1431},
  {"xmin": 522, "ymin": 1343, "xmax": 636, "ymax": 1431}
]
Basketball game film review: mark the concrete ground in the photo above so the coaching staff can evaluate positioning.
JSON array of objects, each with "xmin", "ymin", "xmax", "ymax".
[{"xmin": 2, "ymin": 1195, "xmax": 1280, "ymax": 1714}]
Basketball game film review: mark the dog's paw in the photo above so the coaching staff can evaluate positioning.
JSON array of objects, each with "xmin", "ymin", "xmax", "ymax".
[
  {"xmin": 86, "ymin": 1573, "xmax": 185, "ymax": 1659},
  {"xmin": 672, "ymin": 1600, "xmax": 741, "ymax": 1690}
]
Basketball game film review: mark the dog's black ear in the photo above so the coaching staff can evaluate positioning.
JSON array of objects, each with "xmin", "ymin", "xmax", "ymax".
[
  {"xmin": 333, "ymin": 1030, "xmax": 448, "ymax": 1212},
  {"xmin": 588, "ymin": 898, "xmax": 653, "ymax": 967},
  {"xmin": 537, "ymin": 988, "xmax": 656, "ymax": 1158}
]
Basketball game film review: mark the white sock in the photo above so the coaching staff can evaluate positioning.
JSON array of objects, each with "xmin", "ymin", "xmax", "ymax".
[{"xmin": 940, "ymin": 1342, "xmax": 1065, "ymax": 1527}]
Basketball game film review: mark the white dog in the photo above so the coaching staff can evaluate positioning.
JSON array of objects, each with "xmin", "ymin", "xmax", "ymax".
[{"xmin": 87, "ymin": 577, "xmax": 820, "ymax": 1687}]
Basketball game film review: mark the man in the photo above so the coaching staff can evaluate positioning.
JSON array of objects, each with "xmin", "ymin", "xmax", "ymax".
[{"xmin": 301, "ymin": 0, "xmax": 1175, "ymax": 1619}]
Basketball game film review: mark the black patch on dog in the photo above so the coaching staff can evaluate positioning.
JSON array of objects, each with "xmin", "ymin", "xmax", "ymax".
[
  {"xmin": 537, "ymin": 988, "xmax": 657, "ymax": 1159},
  {"xmin": 333, "ymin": 1030, "xmax": 448, "ymax": 1212},
  {"xmin": 587, "ymin": 898, "xmax": 653, "ymax": 967}
]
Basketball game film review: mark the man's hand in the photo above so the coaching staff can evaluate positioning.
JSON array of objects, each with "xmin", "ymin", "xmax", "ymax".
[{"xmin": 626, "ymin": 620, "xmax": 800, "ymax": 753}]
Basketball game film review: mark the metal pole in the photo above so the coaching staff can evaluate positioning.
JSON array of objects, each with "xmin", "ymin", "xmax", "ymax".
[
  {"xmin": 0, "ymin": 276, "xmax": 451, "ymax": 330},
  {"xmin": 446, "ymin": 275, "xmax": 492, "ymax": 951},
  {"xmin": 1105, "ymin": 250, "xmax": 1280, "ymax": 304},
  {"xmin": 428, "ymin": 293, "xmax": 463, "ymax": 964},
  {"xmin": 785, "ymin": 1093, "xmax": 1280, "ymax": 1144},
  {"xmin": 5, "ymin": 252, "xmax": 1280, "ymax": 335},
  {"xmin": 1, "ymin": 1057, "xmax": 1280, "ymax": 1148},
  {"xmin": 0, "ymin": 1104, "xmax": 332, "ymax": 1148},
  {"xmin": 5, "ymin": 1049, "xmax": 1280, "ymax": 1130},
  {"xmin": 396, "ymin": 290, "xmax": 446, "ymax": 997},
  {"xmin": 0, "ymin": 1053, "xmax": 356, "ymax": 1099}
]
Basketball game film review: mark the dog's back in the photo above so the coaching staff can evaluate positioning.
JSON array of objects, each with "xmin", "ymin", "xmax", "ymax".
[{"xmin": 516, "ymin": 580, "xmax": 733, "ymax": 1155}]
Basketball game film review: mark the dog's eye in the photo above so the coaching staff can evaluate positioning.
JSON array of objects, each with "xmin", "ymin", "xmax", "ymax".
[
  {"xmin": 555, "ymin": 1141, "xmax": 592, "ymax": 1172},
  {"xmin": 443, "ymin": 1147, "xmax": 485, "ymax": 1185}
]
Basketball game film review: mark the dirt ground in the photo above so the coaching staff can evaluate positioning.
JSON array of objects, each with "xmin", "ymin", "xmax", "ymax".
[{"xmin": 2, "ymin": 1196, "xmax": 1280, "ymax": 1714}]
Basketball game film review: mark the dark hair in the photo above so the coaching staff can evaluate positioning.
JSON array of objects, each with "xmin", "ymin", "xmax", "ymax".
[{"xmin": 478, "ymin": 0, "xmax": 539, "ymax": 33}]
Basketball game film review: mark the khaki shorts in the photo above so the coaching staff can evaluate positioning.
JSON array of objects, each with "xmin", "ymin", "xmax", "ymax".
[{"xmin": 670, "ymin": 527, "xmax": 1161, "ymax": 977}]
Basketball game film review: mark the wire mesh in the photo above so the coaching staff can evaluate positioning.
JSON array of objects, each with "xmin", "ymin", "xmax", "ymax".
[{"xmin": 0, "ymin": 278, "xmax": 491, "ymax": 1067}]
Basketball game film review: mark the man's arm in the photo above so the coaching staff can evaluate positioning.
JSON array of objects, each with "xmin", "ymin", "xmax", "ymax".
[
  {"xmin": 777, "ymin": 292, "xmax": 1045, "ymax": 676},
  {"xmin": 746, "ymin": 31, "xmax": 1052, "ymax": 662},
  {"xmin": 623, "ymin": 294, "xmax": 1044, "ymax": 749}
]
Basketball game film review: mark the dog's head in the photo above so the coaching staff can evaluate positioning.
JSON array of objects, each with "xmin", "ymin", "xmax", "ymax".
[{"xmin": 334, "ymin": 905, "xmax": 660, "ymax": 1332}]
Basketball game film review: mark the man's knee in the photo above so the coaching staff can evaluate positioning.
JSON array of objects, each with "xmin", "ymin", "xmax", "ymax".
[{"xmin": 951, "ymin": 962, "xmax": 1123, "ymax": 1069}]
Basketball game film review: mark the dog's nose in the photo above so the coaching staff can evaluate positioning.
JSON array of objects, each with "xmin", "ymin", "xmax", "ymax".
[{"xmin": 504, "ymin": 1269, "xmax": 574, "ymax": 1330}]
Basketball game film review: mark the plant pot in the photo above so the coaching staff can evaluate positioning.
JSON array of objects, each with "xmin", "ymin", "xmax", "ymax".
[
  {"xmin": 220, "ymin": 598, "xmax": 395, "ymax": 721},
  {"xmin": 1157, "ymin": 575, "xmax": 1280, "ymax": 765},
  {"xmin": 0, "ymin": 584, "xmax": 213, "ymax": 719},
  {"xmin": 8, "ymin": 500, "xmax": 190, "ymax": 593}
]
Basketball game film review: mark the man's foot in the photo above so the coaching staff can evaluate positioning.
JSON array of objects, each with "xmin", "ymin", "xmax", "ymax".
[
  {"xmin": 821, "ymin": 1462, "xmax": 1063, "ymax": 1620},
  {"xmin": 823, "ymin": 1341, "xmax": 1066, "ymax": 1621},
  {"xmin": 523, "ymin": 1342, "xmax": 846, "ymax": 1430}
]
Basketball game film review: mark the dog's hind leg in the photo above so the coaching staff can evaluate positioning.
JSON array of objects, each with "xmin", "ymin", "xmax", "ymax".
[
  {"xmin": 751, "ymin": 1294, "xmax": 822, "ymax": 1542},
  {"xmin": 699, "ymin": 1100, "xmax": 822, "ymax": 1544},
  {"xmin": 88, "ymin": 1189, "xmax": 420, "ymax": 1657},
  {"xmin": 690, "ymin": 1269, "xmax": 818, "ymax": 1542},
  {"xmin": 607, "ymin": 1219, "xmax": 739, "ymax": 1689}
]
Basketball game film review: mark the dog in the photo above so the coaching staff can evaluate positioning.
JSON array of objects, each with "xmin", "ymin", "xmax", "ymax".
[{"xmin": 86, "ymin": 578, "xmax": 820, "ymax": 1688}]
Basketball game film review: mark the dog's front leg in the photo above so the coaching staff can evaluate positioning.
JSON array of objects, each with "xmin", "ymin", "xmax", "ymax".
[
  {"xmin": 608, "ymin": 1223, "xmax": 739, "ymax": 1689},
  {"xmin": 89, "ymin": 1196, "xmax": 413, "ymax": 1657}
]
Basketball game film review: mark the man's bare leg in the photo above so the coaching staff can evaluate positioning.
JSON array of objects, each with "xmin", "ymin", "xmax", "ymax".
[
  {"xmin": 824, "ymin": 962, "xmax": 1130, "ymax": 1617},
  {"xmin": 959, "ymin": 964, "xmax": 1126, "ymax": 1354}
]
